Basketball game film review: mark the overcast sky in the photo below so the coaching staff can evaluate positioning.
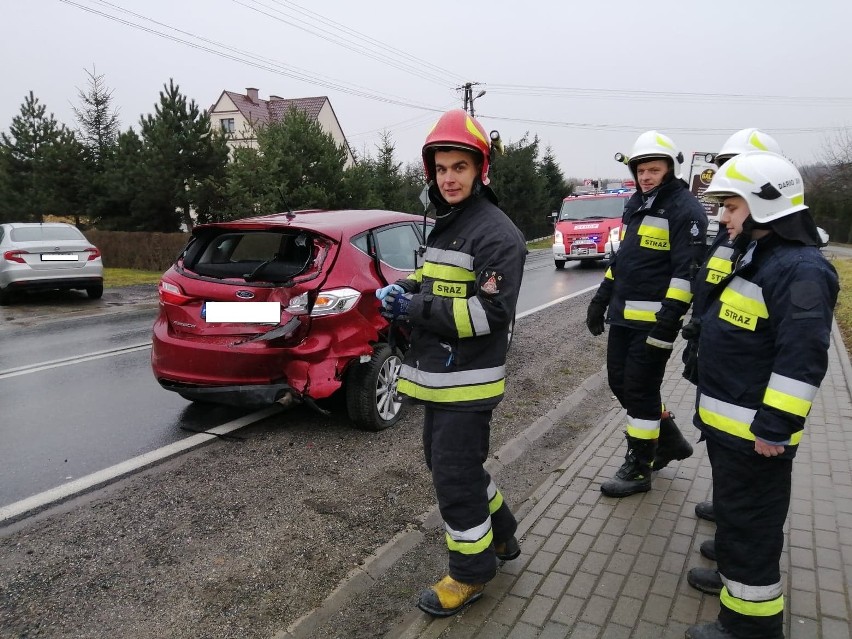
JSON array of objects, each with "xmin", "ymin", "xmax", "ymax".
[{"xmin": 4, "ymin": 0, "xmax": 851, "ymax": 182}]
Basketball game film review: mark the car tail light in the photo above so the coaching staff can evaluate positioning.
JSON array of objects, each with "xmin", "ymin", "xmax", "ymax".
[
  {"xmin": 310, "ymin": 287, "xmax": 361, "ymax": 317},
  {"xmin": 158, "ymin": 279, "xmax": 194, "ymax": 305},
  {"xmin": 85, "ymin": 247, "xmax": 101, "ymax": 261},
  {"xmin": 3, "ymin": 250, "xmax": 27, "ymax": 264}
]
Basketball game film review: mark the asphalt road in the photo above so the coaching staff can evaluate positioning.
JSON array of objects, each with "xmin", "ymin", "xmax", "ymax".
[{"xmin": 0, "ymin": 249, "xmax": 605, "ymax": 510}]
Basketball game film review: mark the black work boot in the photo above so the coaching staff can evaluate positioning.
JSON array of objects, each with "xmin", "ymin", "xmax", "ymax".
[
  {"xmin": 695, "ymin": 500, "xmax": 716, "ymax": 522},
  {"xmin": 687, "ymin": 567, "xmax": 723, "ymax": 596},
  {"xmin": 700, "ymin": 539, "xmax": 716, "ymax": 561},
  {"xmin": 653, "ymin": 411, "xmax": 693, "ymax": 470},
  {"xmin": 685, "ymin": 620, "xmax": 737, "ymax": 638},
  {"xmin": 494, "ymin": 536, "xmax": 520, "ymax": 561},
  {"xmin": 601, "ymin": 435, "xmax": 654, "ymax": 497}
]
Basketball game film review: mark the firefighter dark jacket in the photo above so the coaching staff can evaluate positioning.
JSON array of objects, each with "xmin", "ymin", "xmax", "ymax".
[
  {"xmin": 592, "ymin": 177, "xmax": 708, "ymax": 329},
  {"xmin": 394, "ymin": 184, "xmax": 527, "ymax": 411},
  {"xmin": 693, "ymin": 231, "xmax": 839, "ymax": 459}
]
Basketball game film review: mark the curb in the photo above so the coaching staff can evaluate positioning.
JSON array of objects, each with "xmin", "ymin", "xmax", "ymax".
[{"xmin": 274, "ymin": 365, "xmax": 610, "ymax": 639}]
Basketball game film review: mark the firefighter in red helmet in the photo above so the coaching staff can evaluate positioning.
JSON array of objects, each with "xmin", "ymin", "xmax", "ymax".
[{"xmin": 376, "ymin": 109, "xmax": 527, "ymax": 616}]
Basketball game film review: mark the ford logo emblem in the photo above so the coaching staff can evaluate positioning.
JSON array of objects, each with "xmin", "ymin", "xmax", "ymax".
[{"xmin": 236, "ymin": 290, "xmax": 255, "ymax": 299}]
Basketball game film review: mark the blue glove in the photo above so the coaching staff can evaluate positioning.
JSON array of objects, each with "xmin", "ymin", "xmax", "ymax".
[
  {"xmin": 376, "ymin": 283, "xmax": 404, "ymax": 303},
  {"xmin": 381, "ymin": 291, "xmax": 413, "ymax": 321}
]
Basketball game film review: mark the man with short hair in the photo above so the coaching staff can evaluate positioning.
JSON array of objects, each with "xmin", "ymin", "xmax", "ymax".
[
  {"xmin": 586, "ymin": 130, "xmax": 707, "ymax": 497},
  {"xmin": 376, "ymin": 109, "xmax": 527, "ymax": 617}
]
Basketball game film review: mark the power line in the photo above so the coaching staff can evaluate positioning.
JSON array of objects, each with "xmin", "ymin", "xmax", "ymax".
[
  {"xmin": 479, "ymin": 113, "xmax": 849, "ymax": 135},
  {"xmin": 486, "ymin": 84, "xmax": 852, "ymax": 107},
  {"xmin": 232, "ymin": 0, "xmax": 454, "ymax": 87},
  {"xmin": 60, "ymin": 0, "xmax": 448, "ymax": 114},
  {"xmin": 260, "ymin": 0, "xmax": 466, "ymax": 85}
]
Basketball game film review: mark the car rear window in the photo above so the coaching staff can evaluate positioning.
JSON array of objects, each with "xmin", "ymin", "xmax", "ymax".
[
  {"xmin": 186, "ymin": 231, "xmax": 314, "ymax": 281},
  {"xmin": 11, "ymin": 226, "xmax": 85, "ymax": 241}
]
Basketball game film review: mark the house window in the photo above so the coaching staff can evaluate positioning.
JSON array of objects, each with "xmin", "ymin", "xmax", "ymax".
[{"xmin": 220, "ymin": 118, "xmax": 235, "ymax": 133}]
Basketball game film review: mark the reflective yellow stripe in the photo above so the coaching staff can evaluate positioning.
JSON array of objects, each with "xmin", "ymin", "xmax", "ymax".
[
  {"xmin": 407, "ymin": 271, "xmax": 420, "ymax": 283},
  {"xmin": 707, "ymin": 256, "xmax": 733, "ymax": 274},
  {"xmin": 626, "ymin": 416, "xmax": 660, "ymax": 440},
  {"xmin": 763, "ymin": 388, "xmax": 812, "ymax": 418},
  {"xmin": 698, "ymin": 396, "xmax": 803, "ymax": 444},
  {"xmin": 422, "ymin": 262, "xmax": 476, "ymax": 282},
  {"xmin": 397, "ymin": 379, "xmax": 505, "ymax": 402},
  {"xmin": 605, "ymin": 267, "xmax": 614, "ymax": 281},
  {"xmin": 453, "ymin": 298, "xmax": 474, "ymax": 338},
  {"xmin": 720, "ymin": 277, "xmax": 768, "ymax": 318},
  {"xmin": 791, "ymin": 194, "xmax": 804, "ymax": 206},
  {"xmin": 721, "ymin": 587, "xmax": 784, "ymax": 617},
  {"xmin": 446, "ymin": 528, "xmax": 493, "ymax": 555},
  {"xmin": 623, "ymin": 300, "xmax": 661, "ymax": 322},
  {"xmin": 763, "ymin": 373, "xmax": 817, "ymax": 418},
  {"xmin": 488, "ymin": 490, "xmax": 504, "ymax": 514},
  {"xmin": 638, "ymin": 217, "xmax": 669, "ymax": 240},
  {"xmin": 666, "ymin": 277, "xmax": 693, "ymax": 303}
]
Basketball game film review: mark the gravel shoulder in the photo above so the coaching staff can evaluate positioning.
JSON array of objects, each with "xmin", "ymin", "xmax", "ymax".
[{"xmin": 0, "ymin": 293, "xmax": 613, "ymax": 639}]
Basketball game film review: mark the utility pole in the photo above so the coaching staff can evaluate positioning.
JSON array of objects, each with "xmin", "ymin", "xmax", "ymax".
[{"xmin": 458, "ymin": 82, "xmax": 486, "ymax": 117}]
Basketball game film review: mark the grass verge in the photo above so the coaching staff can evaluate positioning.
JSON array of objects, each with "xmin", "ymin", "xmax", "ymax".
[
  {"xmin": 104, "ymin": 268, "xmax": 163, "ymax": 288},
  {"xmin": 831, "ymin": 257, "xmax": 852, "ymax": 358},
  {"xmin": 526, "ymin": 238, "xmax": 551, "ymax": 250}
]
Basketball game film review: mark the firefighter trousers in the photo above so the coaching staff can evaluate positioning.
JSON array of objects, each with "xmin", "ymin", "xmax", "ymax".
[
  {"xmin": 606, "ymin": 324, "xmax": 670, "ymax": 427},
  {"xmin": 423, "ymin": 406, "xmax": 518, "ymax": 584},
  {"xmin": 708, "ymin": 437, "xmax": 791, "ymax": 639}
]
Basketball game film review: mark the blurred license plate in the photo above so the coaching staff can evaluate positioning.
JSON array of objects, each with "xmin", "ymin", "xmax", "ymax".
[
  {"xmin": 41, "ymin": 254, "xmax": 79, "ymax": 261},
  {"xmin": 203, "ymin": 301, "xmax": 280, "ymax": 323}
]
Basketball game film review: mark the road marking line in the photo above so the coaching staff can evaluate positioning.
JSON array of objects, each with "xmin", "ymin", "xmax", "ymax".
[
  {"xmin": 0, "ymin": 405, "xmax": 282, "ymax": 524},
  {"xmin": 516, "ymin": 285, "xmax": 597, "ymax": 320},
  {"xmin": 0, "ymin": 343, "xmax": 153, "ymax": 379}
]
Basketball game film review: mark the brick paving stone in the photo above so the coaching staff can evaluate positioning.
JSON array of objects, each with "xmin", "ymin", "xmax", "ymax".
[{"xmin": 395, "ymin": 335, "xmax": 852, "ymax": 639}]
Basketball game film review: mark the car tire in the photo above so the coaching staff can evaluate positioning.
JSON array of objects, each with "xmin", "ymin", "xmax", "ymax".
[
  {"xmin": 0, "ymin": 287, "xmax": 11, "ymax": 306},
  {"xmin": 346, "ymin": 344, "xmax": 404, "ymax": 431},
  {"xmin": 554, "ymin": 260, "xmax": 566, "ymax": 270},
  {"xmin": 87, "ymin": 284, "xmax": 104, "ymax": 299}
]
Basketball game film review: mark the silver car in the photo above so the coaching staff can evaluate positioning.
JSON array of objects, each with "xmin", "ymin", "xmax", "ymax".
[{"xmin": 0, "ymin": 222, "xmax": 104, "ymax": 305}]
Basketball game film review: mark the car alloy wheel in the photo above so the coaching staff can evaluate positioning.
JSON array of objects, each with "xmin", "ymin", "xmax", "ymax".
[{"xmin": 346, "ymin": 344, "xmax": 404, "ymax": 431}]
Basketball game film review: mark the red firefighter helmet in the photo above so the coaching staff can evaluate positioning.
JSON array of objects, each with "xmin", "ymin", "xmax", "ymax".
[{"xmin": 422, "ymin": 109, "xmax": 492, "ymax": 185}]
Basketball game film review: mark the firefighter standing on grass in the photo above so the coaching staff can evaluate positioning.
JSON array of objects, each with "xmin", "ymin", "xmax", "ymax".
[
  {"xmin": 586, "ymin": 130, "xmax": 708, "ymax": 497},
  {"xmin": 375, "ymin": 109, "xmax": 527, "ymax": 617}
]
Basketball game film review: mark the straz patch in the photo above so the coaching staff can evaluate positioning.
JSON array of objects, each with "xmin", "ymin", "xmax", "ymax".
[
  {"xmin": 719, "ymin": 303, "xmax": 757, "ymax": 331},
  {"xmin": 434, "ymin": 281, "xmax": 467, "ymax": 298},
  {"xmin": 640, "ymin": 236, "xmax": 670, "ymax": 251},
  {"xmin": 706, "ymin": 270, "xmax": 725, "ymax": 285},
  {"xmin": 480, "ymin": 270, "xmax": 503, "ymax": 296}
]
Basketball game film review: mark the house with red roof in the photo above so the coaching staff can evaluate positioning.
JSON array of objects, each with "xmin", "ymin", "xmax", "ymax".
[{"xmin": 209, "ymin": 87, "xmax": 355, "ymax": 168}]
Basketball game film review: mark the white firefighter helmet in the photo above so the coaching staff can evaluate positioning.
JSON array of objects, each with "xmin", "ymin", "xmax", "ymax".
[
  {"xmin": 704, "ymin": 151, "xmax": 806, "ymax": 223},
  {"xmin": 627, "ymin": 130, "xmax": 684, "ymax": 180},
  {"xmin": 715, "ymin": 128, "xmax": 782, "ymax": 167}
]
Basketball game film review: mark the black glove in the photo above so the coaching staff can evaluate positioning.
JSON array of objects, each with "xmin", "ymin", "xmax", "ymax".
[
  {"xmin": 586, "ymin": 301, "xmax": 607, "ymax": 336},
  {"xmin": 682, "ymin": 339, "xmax": 699, "ymax": 384},
  {"xmin": 681, "ymin": 318, "xmax": 701, "ymax": 341},
  {"xmin": 645, "ymin": 316, "xmax": 682, "ymax": 354}
]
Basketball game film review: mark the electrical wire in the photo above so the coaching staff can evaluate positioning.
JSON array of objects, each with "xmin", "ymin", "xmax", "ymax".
[
  {"xmin": 233, "ymin": 0, "xmax": 453, "ymax": 87},
  {"xmin": 60, "ymin": 0, "xmax": 448, "ymax": 113}
]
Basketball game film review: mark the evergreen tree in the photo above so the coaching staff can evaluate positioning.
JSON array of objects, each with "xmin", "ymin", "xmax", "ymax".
[
  {"xmin": 138, "ymin": 79, "xmax": 229, "ymax": 231},
  {"xmin": 256, "ymin": 106, "xmax": 348, "ymax": 210},
  {"xmin": 0, "ymin": 92, "xmax": 67, "ymax": 222},
  {"xmin": 539, "ymin": 146, "xmax": 570, "ymax": 217},
  {"xmin": 489, "ymin": 134, "xmax": 549, "ymax": 239},
  {"xmin": 73, "ymin": 66, "xmax": 120, "ymax": 166}
]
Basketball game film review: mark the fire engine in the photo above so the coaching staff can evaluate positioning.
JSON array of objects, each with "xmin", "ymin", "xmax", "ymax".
[{"xmin": 550, "ymin": 184, "xmax": 635, "ymax": 269}]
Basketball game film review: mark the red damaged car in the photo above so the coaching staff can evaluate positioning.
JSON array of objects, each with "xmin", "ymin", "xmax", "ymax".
[{"xmin": 151, "ymin": 209, "xmax": 429, "ymax": 431}]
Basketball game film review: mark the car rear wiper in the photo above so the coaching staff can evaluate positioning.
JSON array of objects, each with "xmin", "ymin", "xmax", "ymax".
[{"xmin": 243, "ymin": 254, "xmax": 279, "ymax": 282}]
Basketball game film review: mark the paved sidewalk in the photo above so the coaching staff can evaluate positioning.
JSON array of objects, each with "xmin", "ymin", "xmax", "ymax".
[{"xmin": 390, "ymin": 325, "xmax": 852, "ymax": 639}]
